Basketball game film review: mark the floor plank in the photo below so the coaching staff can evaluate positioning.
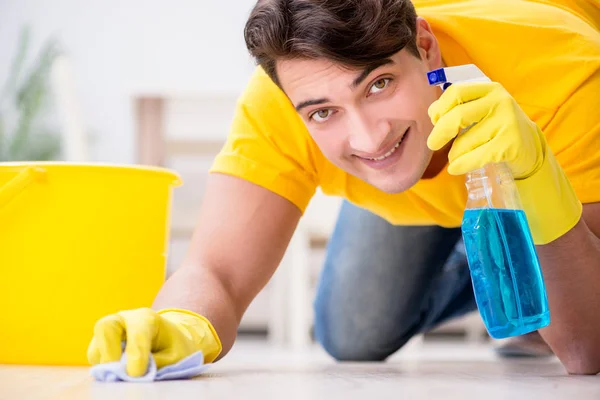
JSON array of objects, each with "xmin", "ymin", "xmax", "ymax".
[{"xmin": 1, "ymin": 340, "xmax": 598, "ymax": 400}]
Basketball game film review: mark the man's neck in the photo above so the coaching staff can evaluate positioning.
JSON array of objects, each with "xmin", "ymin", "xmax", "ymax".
[
  {"xmin": 421, "ymin": 141, "xmax": 452, "ymax": 179},
  {"xmin": 421, "ymin": 60, "xmax": 450, "ymax": 180}
]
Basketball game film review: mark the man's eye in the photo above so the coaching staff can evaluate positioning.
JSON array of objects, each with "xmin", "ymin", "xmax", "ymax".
[
  {"xmin": 310, "ymin": 109, "xmax": 332, "ymax": 122},
  {"xmin": 369, "ymin": 78, "xmax": 391, "ymax": 94}
]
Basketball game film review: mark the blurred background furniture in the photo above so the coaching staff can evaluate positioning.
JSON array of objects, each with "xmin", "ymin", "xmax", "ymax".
[
  {"xmin": 134, "ymin": 93, "xmax": 336, "ymax": 348},
  {"xmin": 51, "ymin": 55, "xmax": 90, "ymax": 162}
]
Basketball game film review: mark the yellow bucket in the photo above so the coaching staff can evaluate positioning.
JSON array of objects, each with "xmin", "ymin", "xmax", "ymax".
[{"xmin": 0, "ymin": 162, "xmax": 181, "ymax": 365}]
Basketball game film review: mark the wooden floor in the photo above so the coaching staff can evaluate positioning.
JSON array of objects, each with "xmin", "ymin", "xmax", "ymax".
[{"xmin": 1, "ymin": 338, "xmax": 598, "ymax": 400}]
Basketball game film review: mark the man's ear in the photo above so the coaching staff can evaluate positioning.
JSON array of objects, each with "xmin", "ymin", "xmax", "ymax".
[{"xmin": 415, "ymin": 17, "xmax": 442, "ymax": 69}]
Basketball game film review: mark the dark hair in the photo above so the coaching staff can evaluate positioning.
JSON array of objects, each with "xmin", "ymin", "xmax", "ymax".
[{"xmin": 244, "ymin": 0, "xmax": 420, "ymax": 86}]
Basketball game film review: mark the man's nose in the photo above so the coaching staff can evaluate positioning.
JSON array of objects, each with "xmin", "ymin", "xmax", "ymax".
[{"xmin": 348, "ymin": 112, "xmax": 390, "ymax": 154}]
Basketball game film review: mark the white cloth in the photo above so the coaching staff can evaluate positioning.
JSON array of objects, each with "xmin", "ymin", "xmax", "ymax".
[{"xmin": 90, "ymin": 350, "xmax": 210, "ymax": 382}]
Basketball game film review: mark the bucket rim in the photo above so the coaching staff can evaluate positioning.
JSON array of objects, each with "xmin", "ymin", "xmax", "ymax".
[{"xmin": 0, "ymin": 161, "xmax": 182, "ymax": 186}]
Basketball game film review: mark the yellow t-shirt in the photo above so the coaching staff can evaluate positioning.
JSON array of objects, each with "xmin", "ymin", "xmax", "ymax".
[{"xmin": 210, "ymin": 0, "xmax": 600, "ymax": 228}]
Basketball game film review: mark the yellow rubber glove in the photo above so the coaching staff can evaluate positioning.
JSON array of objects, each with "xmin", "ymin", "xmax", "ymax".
[
  {"xmin": 427, "ymin": 81, "xmax": 582, "ymax": 245},
  {"xmin": 87, "ymin": 308, "xmax": 222, "ymax": 377}
]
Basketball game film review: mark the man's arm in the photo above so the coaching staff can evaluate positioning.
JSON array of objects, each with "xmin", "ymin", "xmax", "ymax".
[
  {"xmin": 152, "ymin": 172, "xmax": 302, "ymax": 359},
  {"xmin": 537, "ymin": 202, "xmax": 600, "ymax": 375}
]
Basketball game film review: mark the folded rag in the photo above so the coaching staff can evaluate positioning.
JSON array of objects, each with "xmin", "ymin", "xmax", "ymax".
[{"xmin": 90, "ymin": 350, "xmax": 211, "ymax": 382}]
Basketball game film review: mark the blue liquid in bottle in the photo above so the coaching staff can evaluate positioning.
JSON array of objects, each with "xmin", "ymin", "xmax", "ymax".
[{"xmin": 462, "ymin": 207, "xmax": 550, "ymax": 338}]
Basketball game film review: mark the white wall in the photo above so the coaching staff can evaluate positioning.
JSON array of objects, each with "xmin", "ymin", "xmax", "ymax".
[{"xmin": 0, "ymin": 0, "xmax": 258, "ymax": 163}]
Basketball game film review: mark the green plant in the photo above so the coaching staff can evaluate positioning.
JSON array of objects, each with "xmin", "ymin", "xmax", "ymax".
[{"xmin": 0, "ymin": 26, "xmax": 62, "ymax": 162}]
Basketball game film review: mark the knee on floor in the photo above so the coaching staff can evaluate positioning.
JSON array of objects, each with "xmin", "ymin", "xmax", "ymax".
[
  {"xmin": 314, "ymin": 320, "xmax": 406, "ymax": 362},
  {"xmin": 321, "ymin": 342, "xmax": 389, "ymax": 362}
]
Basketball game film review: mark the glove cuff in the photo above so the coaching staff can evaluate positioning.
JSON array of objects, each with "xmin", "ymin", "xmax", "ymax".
[
  {"xmin": 515, "ymin": 146, "xmax": 582, "ymax": 245},
  {"xmin": 158, "ymin": 308, "xmax": 223, "ymax": 363}
]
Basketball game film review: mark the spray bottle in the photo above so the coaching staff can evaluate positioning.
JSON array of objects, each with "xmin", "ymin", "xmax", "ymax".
[{"xmin": 427, "ymin": 65, "xmax": 550, "ymax": 339}]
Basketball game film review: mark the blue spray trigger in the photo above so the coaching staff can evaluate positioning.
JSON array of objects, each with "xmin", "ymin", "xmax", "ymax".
[
  {"xmin": 427, "ymin": 68, "xmax": 453, "ymax": 91},
  {"xmin": 426, "ymin": 68, "xmax": 446, "ymax": 85}
]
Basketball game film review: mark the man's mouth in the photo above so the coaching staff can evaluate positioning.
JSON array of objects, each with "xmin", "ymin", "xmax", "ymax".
[{"xmin": 365, "ymin": 139, "xmax": 402, "ymax": 161}]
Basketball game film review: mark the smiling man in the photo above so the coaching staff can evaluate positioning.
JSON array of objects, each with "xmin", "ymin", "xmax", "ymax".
[{"xmin": 88, "ymin": 0, "xmax": 600, "ymax": 376}]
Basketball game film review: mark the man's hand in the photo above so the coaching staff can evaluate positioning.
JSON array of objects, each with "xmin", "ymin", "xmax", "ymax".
[
  {"xmin": 87, "ymin": 308, "xmax": 222, "ymax": 377},
  {"xmin": 427, "ymin": 82, "xmax": 544, "ymax": 178},
  {"xmin": 426, "ymin": 82, "xmax": 581, "ymax": 245}
]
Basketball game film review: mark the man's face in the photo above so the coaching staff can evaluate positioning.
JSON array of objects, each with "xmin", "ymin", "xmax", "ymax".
[{"xmin": 277, "ymin": 20, "xmax": 444, "ymax": 193}]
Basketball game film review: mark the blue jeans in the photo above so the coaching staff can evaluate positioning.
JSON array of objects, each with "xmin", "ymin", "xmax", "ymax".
[{"xmin": 313, "ymin": 200, "xmax": 478, "ymax": 361}]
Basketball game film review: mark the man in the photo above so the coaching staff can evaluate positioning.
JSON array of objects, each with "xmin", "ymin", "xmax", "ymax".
[{"xmin": 87, "ymin": 0, "xmax": 600, "ymax": 376}]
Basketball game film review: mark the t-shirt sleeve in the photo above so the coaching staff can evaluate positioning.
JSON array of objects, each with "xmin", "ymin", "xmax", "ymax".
[
  {"xmin": 209, "ymin": 67, "xmax": 320, "ymax": 213},
  {"xmin": 543, "ymin": 67, "xmax": 600, "ymax": 204}
]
